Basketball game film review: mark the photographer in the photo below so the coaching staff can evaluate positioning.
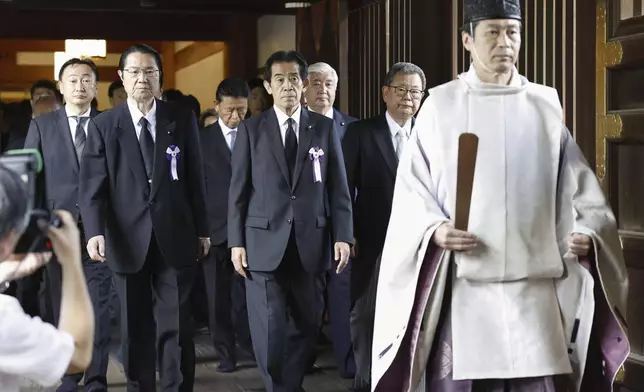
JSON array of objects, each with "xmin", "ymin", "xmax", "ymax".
[{"xmin": 0, "ymin": 165, "xmax": 94, "ymax": 391}]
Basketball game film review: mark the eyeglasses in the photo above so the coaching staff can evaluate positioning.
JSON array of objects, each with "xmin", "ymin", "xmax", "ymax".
[
  {"xmin": 387, "ymin": 85, "xmax": 424, "ymax": 100},
  {"xmin": 123, "ymin": 68, "xmax": 160, "ymax": 79}
]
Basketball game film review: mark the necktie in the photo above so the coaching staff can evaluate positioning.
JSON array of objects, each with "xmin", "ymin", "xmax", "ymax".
[
  {"xmin": 395, "ymin": 129, "xmax": 407, "ymax": 161},
  {"xmin": 139, "ymin": 117, "xmax": 154, "ymax": 179},
  {"xmin": 284, "ymin": 118, "xmax": 298, "ymax": 180},
  {"xmin": 71, "ymin": 116, "xmax": 88, "ymax": 163},
  {"xmin": 229, "ymin": 130, "xmax": 237, "ymax": 152}
]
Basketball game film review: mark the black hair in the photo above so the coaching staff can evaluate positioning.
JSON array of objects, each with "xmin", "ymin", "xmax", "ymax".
[
  {"xmin": 383, "ymin": 62, "xmax": 427, "ymax": 90},
  {"xmin": 248, "ymin": 77, "xmax": 265, "ymax": 91},
  {"xmin": 216, "ymin": 77, "xmax": 251, "ymax": 102},
  {"xmin": 58, "ymin": 57, "xmax": 99, "ymax": 82},
  {"xmin": 29, "ymin": 80, "xmax": 58, "ymax": 101},
  {"xmin": 263, "ymin": 51, "xmax": 308, "ymax": 81},
  {"xmin": 199, "ymin": 109, "xmax": 217, "ymax": 129},
  {"xmin": 108, "ymin": 80, "xmax": 124, "ymax": 98},
  {"xmin": 461, "ymin": 21, "xmax": 480, "ymax": 36},
  {"xmin": 182, "ymin": 94, "xmax": 201, "ymax": 120},
  {"xmin": 162, "ymin": 88, "xmax": 185, "ymax": 102},
  {"xmin": 461, "ymin": 20, "xmax": 522, "ymax": 37},
  {"xmin": 118, "ymin": 44, "xmax": 164, "ymax": 86},
  {"xmin": 0, "ymin": 165, "xmax": 29, "ymax": 238}
]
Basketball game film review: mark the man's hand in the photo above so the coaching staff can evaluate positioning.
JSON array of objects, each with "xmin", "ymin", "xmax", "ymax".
[
  {"xmin": 432, "ymin": 222, "xmax": 478, "ymax": 251},
  {"xmin": 46, "ymin": 210, "xmax": 83, "ymax": 266},
  {"xmin": 198, "ymin": 237, "xmax": 211, "ymax": 259},
  {"xmin": 0, "ymin": 253, "xmax": 52, "ymax": 283},
  {"xmin": 231, "ymin": 247, "xmax": 248, "ymax": 278},
  {"xmin": 86, "ymin": 235, "xmax": 106, "ymax": 262},
  {"xmin": 350, "ymin": 238, "xmax": 358, "ymax": 259},
  {"xmin": 334, "ymin": 242, "xmax": 351, "ymax": 274},
  {"xmin": 568, "ymin": 233, "xmax": 592, "ymax": 257}
]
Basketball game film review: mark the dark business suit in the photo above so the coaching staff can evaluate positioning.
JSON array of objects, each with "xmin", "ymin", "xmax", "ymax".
[
  {"xmin": 315, "ymin": 108, "xmax": 357, "ymax": 378},
  {"xmin": 23, "ymin": 107, "xmax": 112, "ymax": 392},
  {"xmin": 228, "ymin": 107, "xmax": 353, "ymax": 392},
  {"xmin": 341, "ymin": 113, "xmax": 414, "ymax": 390},
  {"xmin": 200, "ymin": 122, "xmax": 252, "ymax": 369},
  {"xmin": 79, "ymin": 100, "xmax": 209, "ymax": 392}
]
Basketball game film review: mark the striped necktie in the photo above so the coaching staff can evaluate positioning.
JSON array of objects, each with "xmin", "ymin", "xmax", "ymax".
[{"xmin": 70, "ymin": 116, "xmax": 88, "ymax": 163}]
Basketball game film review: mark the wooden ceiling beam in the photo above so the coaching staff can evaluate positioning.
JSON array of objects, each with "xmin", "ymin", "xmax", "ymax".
[
  {"xmin": 0, "ymin": 39, "xmax": 163, "ymax": 54},
  {"xmin": 0, "ymin": 7, "xmax": 238, "ymax": 40},
  {"xmin": 174, "ymin": 42, "xmax": 226, "ymax": 71}
]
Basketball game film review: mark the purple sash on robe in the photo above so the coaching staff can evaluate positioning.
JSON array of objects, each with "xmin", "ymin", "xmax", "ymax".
[{"xmin": 375, "ymin": 246, "xmax": 629, "ymax": 392}]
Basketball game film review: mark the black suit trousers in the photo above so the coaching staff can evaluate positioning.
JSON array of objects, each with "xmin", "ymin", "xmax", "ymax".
[
  {"xmin": 112, "ymin": 233, "xmax": 196, "ymax": 392},
  {"xmin": 246, "ymin": 232, "xmax": 326, "ymax": 392},
  {"xmin": 202, "ymin": 243, "xmax": 252, "ymax": 365}
]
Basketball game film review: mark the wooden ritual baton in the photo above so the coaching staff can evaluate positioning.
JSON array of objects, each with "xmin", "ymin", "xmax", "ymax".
[{"xmin": 454, "ymin": 133, "xmax": 479, "ymax": 231}]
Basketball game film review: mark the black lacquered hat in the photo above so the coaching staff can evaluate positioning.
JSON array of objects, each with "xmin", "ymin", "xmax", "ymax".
[{"xmin": 463, "ymin": 0, "xmax": 522, "ymax": 24}]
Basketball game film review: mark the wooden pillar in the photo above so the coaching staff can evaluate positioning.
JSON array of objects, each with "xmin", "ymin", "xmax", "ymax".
[
  {"xmin": 574, "ymin": 1, "xmax": 597, "ymax": 167},
  {"xmin": 224, "ymin": 15, "xmax": 259, "ymax": 80},
  {"xmin": 161, "ymin": 41, "xmax": 175, "ymax": 90},
  {"xmin": 296, "ymin": 0, "xmax": 340, "ymax": 69}
]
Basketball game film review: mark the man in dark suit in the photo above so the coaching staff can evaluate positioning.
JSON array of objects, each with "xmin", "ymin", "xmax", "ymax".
[
  {"xmin": 24, "ymin": 58, "xmax": 111, "ymax": 392},
  {"xmin": 342, "ymin": 62, "xmax": 425, "ymax": 392},
  {"xmin": 200, "ymin": 77, "xmax": 253, "ymax": 373},
  {"xmin": 304, "ymin": 61, "xmax": 357, "ymax": 379},
  {"xmin": 79, "ymin": 44, "xmax": 210, "ymax": 392},
  {"xmin": 228, "ymin": 50, "xmax": 353, "ymax": 392}
]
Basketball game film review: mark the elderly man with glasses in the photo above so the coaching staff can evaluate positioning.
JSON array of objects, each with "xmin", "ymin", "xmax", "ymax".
[{"xmin": 79, "ymin": 44, "xmax": 210, "ymax": 392}]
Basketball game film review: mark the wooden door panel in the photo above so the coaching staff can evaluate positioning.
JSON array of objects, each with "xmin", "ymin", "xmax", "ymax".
[
  {"xmin": 598, "ymin": 0, "xmax": 644, "ymax": 388},
  {"xmin": 609, "ymin": 142, "xmax": 644, "ymax": 364},
  {"xmin": 613, "ymin": 143, "xmax": 644, "ymax": 232}
]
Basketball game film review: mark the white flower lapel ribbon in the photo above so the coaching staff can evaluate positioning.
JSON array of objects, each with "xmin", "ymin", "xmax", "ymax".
[
  {"xmin": 308, "ymin": 147, "xmax": 324, "ymax": 183},
  {"xmin": 165, "ymin": 145, "xmax": 180, "ymax": 181}
]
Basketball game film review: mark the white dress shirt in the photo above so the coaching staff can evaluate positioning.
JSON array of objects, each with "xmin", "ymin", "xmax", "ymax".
[
  {"xmin": 385, "ymin": 110, "xmax": 412, "ymax": 155},
  {"xmin": 0, "ymin": 295, "xmax": 74, "ymax": 392},
  {"xmin": 218, "ymin": 118, "xmax": 237, "ymax": 151},
  {"xmin": 308, "ymin": 107, "xmax": 334, "ymax": 120},
  {"xmin": 65, "ymin": 105, "xmax": 91, "ymax": 143},
  {"xmin": 274, "ymin": 105, "xmax": 302, "ymax": 145},
  {"xmin": 127, "ymin": 98, "xmax": 157, "ymax": 141}
]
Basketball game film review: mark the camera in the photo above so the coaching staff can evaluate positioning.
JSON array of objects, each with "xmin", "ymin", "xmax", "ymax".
[{"xmin": 0, "ymin": 149, "xmax": 61, "ymax": 253}]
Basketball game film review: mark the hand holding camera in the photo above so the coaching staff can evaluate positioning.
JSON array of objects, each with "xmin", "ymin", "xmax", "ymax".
[{"xmin": 0, "ymin": 210, "xmax": 80, "ymax": 284}]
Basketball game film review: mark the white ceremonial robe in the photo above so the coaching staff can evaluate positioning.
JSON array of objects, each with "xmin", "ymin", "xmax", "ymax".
[{"xmin": 371, "ymin": 65, "xmax": 629, "ymax": 392}]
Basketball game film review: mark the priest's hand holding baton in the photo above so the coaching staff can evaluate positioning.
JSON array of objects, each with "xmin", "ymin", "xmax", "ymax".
[
  {"xmin": 432, "ymin": 222, "xmax": 479, "ymax": 251},
  {"xmin": 436, "ymin": 132, "xmax": 480, "ymax": 252},
  {"xmin": 568, "ymin": 233, "xmax": 592, "ymax": 256}
]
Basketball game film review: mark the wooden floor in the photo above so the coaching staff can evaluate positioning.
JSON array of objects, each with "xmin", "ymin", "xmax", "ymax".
[{"xmin": 22, "ymin": 329, "xmax": 354, "ymax": 392}]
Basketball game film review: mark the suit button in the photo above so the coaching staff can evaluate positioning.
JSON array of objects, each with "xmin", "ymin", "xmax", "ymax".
[
  {"xmin": 75, "ymin": 204, "xmax": 79, "ymax": 209},
  {"xmin": 290, "ymin": 196, "xmax": 296, "ymax": 200},
  {"xmin": 149, "ymin": 200, "xmax": 155, "ymax": 205},
  {"xmin": 287, "ymin": 219, "xmax": 292, "ymax": 224}
]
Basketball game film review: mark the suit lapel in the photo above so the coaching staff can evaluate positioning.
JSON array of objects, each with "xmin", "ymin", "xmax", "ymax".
[
  {"xmin": 265, "ymin": 110, "xmax": 291, "ymax": 185},
  {"xmin": 333, "ymin": 109, "xmax": 348, "ymax": 140},
  {"xmin": 292, "ymin": 109, "xmax": 315, "ymax": 190},
  {"xmin": 372, "ymin": 114, "xmax": 398, "ymax": 178},
  {"xmin": 115, "ymin": 104, "xmax": 149, "ymax": 189},
  {"xmin": 151, "ymin": 100, "xmax": 175, "ymax": 198},
  {"xmin": 56, "ymin": 109, "xmax": 79, "ymax": 172}
]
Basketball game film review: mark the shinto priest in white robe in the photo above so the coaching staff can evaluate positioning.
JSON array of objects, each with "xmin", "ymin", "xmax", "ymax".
[{"xmin": 370, "ymin": 65, "xmax": 630, "ymax": 392}]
